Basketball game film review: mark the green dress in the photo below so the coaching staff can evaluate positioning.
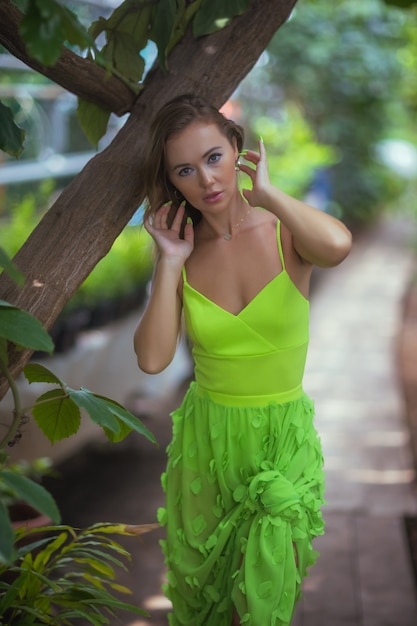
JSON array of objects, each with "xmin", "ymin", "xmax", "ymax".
[{"xmin": 158, "ymin": 221, "xmax": 325, "ymax": 626}]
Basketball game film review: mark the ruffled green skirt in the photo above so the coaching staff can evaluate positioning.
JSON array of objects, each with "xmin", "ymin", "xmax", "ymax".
[{"xmin": 158, "ymin": 382, "xmax": 325, "ymax": 626}]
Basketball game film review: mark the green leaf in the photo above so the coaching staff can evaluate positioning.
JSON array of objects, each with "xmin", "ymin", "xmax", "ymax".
[
  {"xmin": 151, "ymin": 0, "xmax": 177, "ymax": 71},
  {"xmin": 94, "ymin": 395, "xmax": 157, "ymax": 444},
  {"xmin": 73, "ymin": 556, "xmax": 115, "ymax": 578},
  {"xmin": 77, "ymin": 99, "xmax": 111, "ymax": 147},
  {"xmin": 0, "ymin": 246, "xmax": 24, "ymax": 285},
  {"xmin": 59, "ymin": 4, "xmax": 95, "ymax": 49},
  {"xmin": 0, "ymin": 499, "xmax": 14, "ymax": 564},
  {"xmin": 61, "ymin": 546, "xmax": 125, "ymax": 571},
  {"xmin": 102, "ymin": 32, "xmax": 145, "ymax": 82},
  {"xmin": 0, "ymin": 470, "xmax": 60, "ymax": 524},
  {"xmin": 0, "ymin": 100, "xmax": 25, "ymax": 158},
  {"xmin": 33, "ymin": 531, "xmax": 67, "ymax": 570},
  {"xmin": 24, "ymin": 362, "xmax": 64, "ymax": 386},
  {"xmin": 68, "ymin": 388, "xmax": 121, "ymax": 434},
  {"xmin": 103, "ymin": 417, "xmax": 132, "ymax": 444},
  {"xmin": 0, "ymin": 301, "xmax": 54, "ymax": 353},
  {"xmin": 19, "ymin": 0, "xmax": 94, "ymax": 66},
  {"xmin": 106, "ymin": 0, "xmax": 153, "ymax": 51},
  {"xmin": 19, "ymin": 0, "xmax": 65, "ymax": 65},
  {"xmin": 193, "ymin": 0, "xmax": 249, "ymax": 37},
  {"xmin": 89, "ymin": 16, "xmax": 108, "ymax": 40},
  {"xmin": 32, "ymin": 389, "xmax": 81, "ymax": 443}
]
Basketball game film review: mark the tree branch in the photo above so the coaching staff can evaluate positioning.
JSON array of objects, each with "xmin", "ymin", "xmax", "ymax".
[
  {"xmin": 0, "ymin": 1, "xmax": 135, "ymax": 116},
  {"xmin": 0, "ymin": 0, "xmax": 298, "ymax": 399}
]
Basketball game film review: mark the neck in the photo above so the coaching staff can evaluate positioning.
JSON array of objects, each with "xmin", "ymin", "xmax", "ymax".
[{"xmin": 199, "ymin": 198, "xmax": 252, "ymax": 241}]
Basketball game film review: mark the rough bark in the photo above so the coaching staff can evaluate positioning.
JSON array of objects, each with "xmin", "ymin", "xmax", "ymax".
[
  {"xmin": 0, "ymin": 1, "xmax": 135, "ymax": 115},
  {"xmin": 0, "ymin": 0, "xmax": 298, "ymax": 398}
]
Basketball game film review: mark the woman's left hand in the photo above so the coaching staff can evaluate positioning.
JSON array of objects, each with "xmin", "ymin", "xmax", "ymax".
[{"xmin": 238, "ymin": 139, "xmax": 272, "ymax": 209}]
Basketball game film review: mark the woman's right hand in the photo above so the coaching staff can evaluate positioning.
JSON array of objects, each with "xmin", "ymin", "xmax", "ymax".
[{"xmin": 144, "ymin": 201, "xmax": 194, "ymax": 264}]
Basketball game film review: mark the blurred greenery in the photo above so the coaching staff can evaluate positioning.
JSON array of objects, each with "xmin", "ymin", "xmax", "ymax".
[
  {"xmin": 238, "ymin": 0, "xmax": 417, "ymax": 224},
  {"xmin": 0, "ymin": 188, "xmax": 153, "ymax": 317},
  {"xmin": 252, "ymin": 105, "xmax": 336, "ymax": 199},
  {"xmin": 0, "ymin": 0, "xmax": 417, "ymax": 286}
]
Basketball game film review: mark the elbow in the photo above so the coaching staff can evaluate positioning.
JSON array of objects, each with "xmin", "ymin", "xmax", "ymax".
[
  {"xmin": 334, "ymin": 228, "xmax": 353, "ymax": 265},
  {"xmin": 135, "ymin": 346, "xmax": 175, "ymax": 375},
  {"xmin": 321, "ymin": 228, "xmax": 352, "ymax": 268},
  {"xmin": 136, "ymin": 356, "xmax": 169, "ymax": 375}
]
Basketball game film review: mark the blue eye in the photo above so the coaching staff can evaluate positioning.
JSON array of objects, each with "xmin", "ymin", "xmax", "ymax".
[
  {"xmin": 179, "ymin": 167, "xmax": 193, "ymax": 177},
  {"xmin": 208, "ymin": 153, "xmax": 221, "ymax": 164}
]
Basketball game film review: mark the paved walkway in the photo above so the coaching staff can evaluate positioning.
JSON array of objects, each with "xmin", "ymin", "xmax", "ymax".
[
  {"xmin": 48, "ymin": 214, "xmax": 417, "ymax": 625},
  {"xmin": 292, "ymin": 215, "xmax": 417, "ymax": 626}
]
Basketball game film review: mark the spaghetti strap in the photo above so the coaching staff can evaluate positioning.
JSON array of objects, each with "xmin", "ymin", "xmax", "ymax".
[
  {"xmin": 277, "ymin": 220, "xmax": 286, "ymax": 271},
  {"xmin": 181, "ymin": 265, "xmax": 187, "ymax": 284}
]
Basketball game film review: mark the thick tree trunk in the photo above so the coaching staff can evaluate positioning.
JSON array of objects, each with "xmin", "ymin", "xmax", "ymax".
[{"xmin": 0, "ymin": 0, "xmax": 298, "ymax": 398}]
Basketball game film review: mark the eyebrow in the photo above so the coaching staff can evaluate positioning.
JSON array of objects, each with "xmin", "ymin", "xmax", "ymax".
[{"xmin": 171, "ymin": 146, "xmax": 222, "ymax": 172}]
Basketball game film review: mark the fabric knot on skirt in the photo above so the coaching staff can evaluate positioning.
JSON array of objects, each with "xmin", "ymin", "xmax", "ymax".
[{"xmin": 234, "ymin": 469, "xmax": 302, "ymax": 522}]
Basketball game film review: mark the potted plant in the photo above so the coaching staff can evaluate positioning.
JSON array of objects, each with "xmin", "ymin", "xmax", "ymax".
[{"xmin": 0, "ymin": 250, "xmax": 159, "ymax": 624}]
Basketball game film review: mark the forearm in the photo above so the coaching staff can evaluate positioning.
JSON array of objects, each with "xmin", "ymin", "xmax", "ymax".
[
  {"xmin": 134, "ymin": 257, "xmax": 183, "ymax": 374},
  {"xmin": 262, "ymin": 185, "xmax": 352, "ymax": 267}
]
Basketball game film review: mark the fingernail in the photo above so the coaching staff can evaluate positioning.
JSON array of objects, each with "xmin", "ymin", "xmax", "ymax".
[
  {"xmin": 180, "ymin": 200, "xmax": 186, "ymax": 207},
  {"xmin": 239, "ymin": 150, "xmax": 248, "ymax": 156},
  {"xmin": 163, "ymin": 200, "xmax": 172, "ymax": 208},
  {"xmin": 186, "ymin": 217, "xmax": 193, "ymax": 225},
  {"xmin": 259, "ymin": 135, "xmax": 264, "ymax": 143}
]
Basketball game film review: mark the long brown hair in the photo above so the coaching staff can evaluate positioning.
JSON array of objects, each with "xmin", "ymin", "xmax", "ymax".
[{"xmin": 143, "ymin": 94, "xmax": 244, "ymax": 229}]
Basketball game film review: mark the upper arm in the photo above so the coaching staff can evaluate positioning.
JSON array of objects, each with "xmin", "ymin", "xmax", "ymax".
[{"xmin": 280, "ymin": 223, "xmax": 313, "ymax": 299}]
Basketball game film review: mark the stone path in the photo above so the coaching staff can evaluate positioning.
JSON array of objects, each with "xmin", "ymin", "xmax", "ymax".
[
  {"xmin": 292, "ymin": 215, "xmax": 417, "ymax": 625},
  {"xmin": 48, "ymin": 214, "xmax": 417, "ymax": 626}
]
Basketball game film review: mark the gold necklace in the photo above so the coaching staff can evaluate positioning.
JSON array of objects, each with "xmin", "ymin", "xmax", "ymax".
[{"xmin": 223, "ymin": 207, "xmax": 251, "ymax": 240}]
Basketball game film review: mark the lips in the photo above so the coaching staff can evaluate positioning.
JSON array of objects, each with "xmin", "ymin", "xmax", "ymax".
[{"xmin": 203, "ymin": 191, "xmax": 223, "ymax": 203}]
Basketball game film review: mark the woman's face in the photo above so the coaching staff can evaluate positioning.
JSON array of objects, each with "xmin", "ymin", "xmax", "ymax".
[{"xmin": 165, "ymin": 121, "xmax": 239, "ymax": 213}]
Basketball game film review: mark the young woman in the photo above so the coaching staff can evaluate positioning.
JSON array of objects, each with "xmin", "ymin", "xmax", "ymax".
[{"xmin": 134, "ymin": 94, "xmax": 352, "ymax": 626}]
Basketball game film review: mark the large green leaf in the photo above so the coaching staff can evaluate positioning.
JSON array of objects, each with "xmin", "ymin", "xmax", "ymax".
[
  {"xmin": 105, "ymin": 0, "xmax": 153, "ymax": 51},
  {"xmin": 0, "ymin": 100, "xmax": 25, "ymax": 158},
  {"xmin": 59, "ymin": 3, "xmax": 95, "ymax": 49},
  {"xmin": 0, "ymin": 470, "xmax": 60, "ymax": 524},
  {"xmin": 19, "ymin": 0, "xmax": 94, "ymax": 66},
  {"xmin": 151, "ymin": 0, "xmax": 177, "ymax": 71},
  {"xmin": 24, "ymin": 362, "xmax": 64, "ymax": 386},
  {"xmin": 94, "ymin": 395, "xmax": 157, "ymax": 444},
  {"xmin": 102, "ymin": 32, "xmax": 145, "ymax": 82},
  {"xmin": 77, "ymin": 99, "xmax": 111, "ymax": 147},
  {"xmin": 32, "ymin": 389, "xmax": 81, "ymax": 443},
  {"xmin": 19, "ymin": 0, "xmax": 65, "ymax": 65},
  {"xmin": 193, "ymin": 0, "xmax": 249, "ymax": 37},
  {"xmin": 0, "ymin": 246, "xmax": 24, "ymax": 285},
  {"xmin": 0, "ymin": 301, "xmax": 54, "ymax": 353},
  {"xmin": 0, "ymin": 499, "xmax": 13, "ymax": 564},
  {"xmin": 68, "ymin": 388, "xmax": 121, "ymax": 434}
]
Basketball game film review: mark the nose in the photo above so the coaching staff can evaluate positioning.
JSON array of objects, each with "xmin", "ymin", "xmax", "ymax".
[{"xmin": 199, "ymin": 167, "xmax": 214, "ymax": 188}]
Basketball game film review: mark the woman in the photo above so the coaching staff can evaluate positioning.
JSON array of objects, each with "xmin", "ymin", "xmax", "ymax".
[{"xmin": 134, "ymin": 94, "xmax": 352, "ymax": 626}]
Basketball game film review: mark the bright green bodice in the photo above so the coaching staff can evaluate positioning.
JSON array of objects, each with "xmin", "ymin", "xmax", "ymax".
[{"xmin": 182, "ymin": 221, "xmax": 309, "ymax": 406}]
